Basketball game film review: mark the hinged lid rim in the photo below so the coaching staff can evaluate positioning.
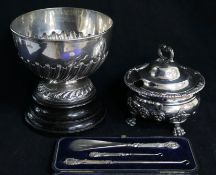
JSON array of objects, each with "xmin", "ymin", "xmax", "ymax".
[{"xmin": 124, "ymin": 64, "xmax": 205, "ymax": 98}]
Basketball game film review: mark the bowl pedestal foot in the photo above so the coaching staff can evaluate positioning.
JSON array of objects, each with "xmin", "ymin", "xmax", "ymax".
[
  {"xmin": 25, "ymin": 97, "xmax": 105, "ymax": 133},
  {"xmin": 25, "ymin": 78, "xmax": 105, "ymax": 133}
]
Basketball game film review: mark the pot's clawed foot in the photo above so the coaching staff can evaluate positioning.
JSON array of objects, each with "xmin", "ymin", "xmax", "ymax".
[
  {"xmin": 126, "ymin": 117, "xmax": 137, "ymax": 126},
  {"xmin": 173, "ymin": 125, "xmax": 186, "ymax": 136}
]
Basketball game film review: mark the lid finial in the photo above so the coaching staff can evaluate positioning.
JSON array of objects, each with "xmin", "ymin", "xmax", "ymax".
[{"xmin": 158, "ymin": 44, "xmax": 174, "ymax": 63}]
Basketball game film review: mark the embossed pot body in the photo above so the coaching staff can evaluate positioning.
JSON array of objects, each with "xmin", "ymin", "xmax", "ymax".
[
  {"xmin": 124, "ymin": 45, "xmax": 205, "ymax": 136},
  {"xmin": 10, "ymin": 7, "xmax": 113, "ymax": 133}
]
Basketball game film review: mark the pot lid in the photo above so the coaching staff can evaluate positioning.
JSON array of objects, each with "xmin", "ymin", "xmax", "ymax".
[{"xmin": 124, "ymin": 44, "xmax": 205, "ymax": 98}]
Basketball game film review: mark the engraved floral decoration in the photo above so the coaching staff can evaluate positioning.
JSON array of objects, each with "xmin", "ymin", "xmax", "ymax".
[
  {"xmin": 127, "ymin": 96, "xmax": 166, "ymax": 122},
  {"xmin": 170, "ymin": 109, "xmax": 190, "ymax": 123}
]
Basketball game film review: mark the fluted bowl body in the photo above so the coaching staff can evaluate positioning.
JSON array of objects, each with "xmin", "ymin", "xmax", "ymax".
[{"xmin": 10, "ymin": 7, "xmax": 113, "ymax": 82}]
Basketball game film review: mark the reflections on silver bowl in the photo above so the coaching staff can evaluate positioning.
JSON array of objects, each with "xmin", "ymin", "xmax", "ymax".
[{"xmin": 10, "ymin": 7, "xmax": 113, "ymax": 82}]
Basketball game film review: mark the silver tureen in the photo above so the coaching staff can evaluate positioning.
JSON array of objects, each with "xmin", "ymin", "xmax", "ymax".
[{"xmin": 124, "ymin": 45, "xmax": 205, "ymax": 136}]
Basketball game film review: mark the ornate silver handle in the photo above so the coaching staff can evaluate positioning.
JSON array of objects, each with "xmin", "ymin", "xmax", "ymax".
[
  {"xmin": 127, "ymin": 141, "xmax": 180, "ymax": 149},
  {"xmin": 64, "ymin": 158, "xmax": 190, "ymax": 166},
  {"xmin": 89, "ymin": 152, "xmax": 163, "ymax": 157}
]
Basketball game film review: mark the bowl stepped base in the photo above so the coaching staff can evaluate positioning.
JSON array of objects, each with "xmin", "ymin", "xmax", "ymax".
[{"xmin": 25, "ymin": 96, "xmax": 105, "ymax": 133}]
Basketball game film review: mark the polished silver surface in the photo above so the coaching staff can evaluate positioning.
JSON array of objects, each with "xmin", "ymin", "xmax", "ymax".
[
  {"xmin": 125, "ymin": 44, "xmax": 205, "ymax": 136},
  {"xmin": 10, "ymin": 8, "xmax": 112, "ymax": 133},
  {"xmin": 69, "ymin": 139, "xmax": 180, "ymax": 151},
  {"xmin": 11, "ymin": 7, "xmax": 113, "ymax": 106},
  {"xmin": 124, "ymin": 45, "xmax": 205, "ymax": 98},
  {"xmin": 89, "ymin": 151, "xmax": 163, "ymax": 157},
  {"xmin": 64, "ymin": 158, "xmax": 190, "ymax": 166}
]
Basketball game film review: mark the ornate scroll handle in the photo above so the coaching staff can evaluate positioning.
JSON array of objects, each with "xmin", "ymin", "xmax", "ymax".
[
  {"xmin": 89, "ymin": 152, "xmax": 127, "ymax": 157},
  {"xmin": 64, "ymin": 158, "xmax": 190, "ymax": 166},
  {"xmin": 89, "ymin": 152, "xmax": 163, "ymax": 157},
  {"xmin": 127, "ymin": 141, "xmax": 180, "ymax": 149},
  {"xmin": 158, "ymin": 44, "xmax": 174, "ymax": 63},
  {"xmin": 64, "ymin": 158, "xmax": 112, "ymax": 165}
]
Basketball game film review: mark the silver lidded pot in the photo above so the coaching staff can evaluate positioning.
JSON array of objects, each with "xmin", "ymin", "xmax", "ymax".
[
  {"xmin": 124, "ymin": 45, "xmax": 205, "ymax": 136},
  {"xmin": 10, "ymin": 7, "xmax": 113, "ymax": 133}
]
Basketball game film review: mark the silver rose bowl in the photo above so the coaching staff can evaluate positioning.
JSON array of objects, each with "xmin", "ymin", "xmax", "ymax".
[{"xmin": 10, "ymin": 7, "xmax": 113, "ymax": 133}]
